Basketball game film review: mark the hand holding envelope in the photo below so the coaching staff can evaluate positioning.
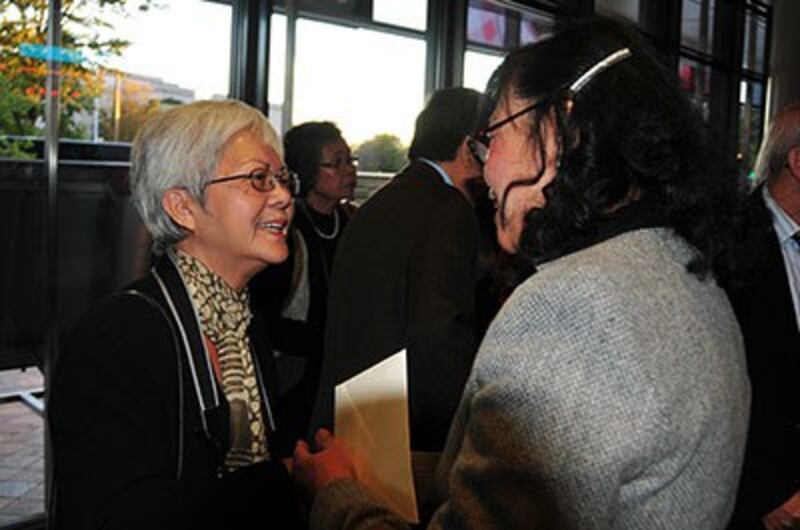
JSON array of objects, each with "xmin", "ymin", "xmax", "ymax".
[
  {"xmin": 293, "ymin": 428, "xmax": 357, "ymax": 493},
  {"xmin": 292, "ymin": 350, "xmax": 419, "ymax": 523}
]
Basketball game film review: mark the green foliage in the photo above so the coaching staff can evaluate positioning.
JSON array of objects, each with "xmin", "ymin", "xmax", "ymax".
[
  {"xmin": 0, "ymin": 70, "xmax": 37, "ymax": 158},
  {"xmin": 355, "ymin": 133, "xmax": 407, "ymax": 173},
  {"xmin": 0, "ymin": 136, "xmax": 36, "ymax": 159}
]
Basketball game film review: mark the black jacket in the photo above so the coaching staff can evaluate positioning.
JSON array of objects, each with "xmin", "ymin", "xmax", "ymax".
[
  {"xmin": 310, "ymin": 160, "xmax": 479, "ymax": 451},
  {"xmin": 49, "ymin": 254, "xmax": 303, "ymax": 529},
  {"xmin": 727, "ymin": 188, "xmax": 800, "ymax": 528}
]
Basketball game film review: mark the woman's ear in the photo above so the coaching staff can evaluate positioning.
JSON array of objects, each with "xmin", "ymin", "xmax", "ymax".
[{"xmin": 162, "ymin": 188, "xmax": 198, "ymax": 233}]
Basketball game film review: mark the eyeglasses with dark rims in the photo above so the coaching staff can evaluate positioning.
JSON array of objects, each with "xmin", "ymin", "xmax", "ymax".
[
  {"xmin": 467, "ymin": 97, "xmax": 550, "ymax": 166},
  {"xmin": 319, "ymin": 155, "xmax": 358, "ymax": 170},
  {"xmin": 204, "ymin": 166, "xmax": 300, "ymax": 196}
]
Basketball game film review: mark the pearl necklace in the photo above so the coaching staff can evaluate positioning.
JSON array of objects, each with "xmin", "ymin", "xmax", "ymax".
[{"xmin": 305, "ymin": 204, "xmax": 340, "ymax": 240}]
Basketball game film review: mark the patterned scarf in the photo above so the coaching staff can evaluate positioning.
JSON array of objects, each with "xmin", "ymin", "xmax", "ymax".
[{"xmin": 175, "ymin": 251, "xmax": 269, "ymax": 470}]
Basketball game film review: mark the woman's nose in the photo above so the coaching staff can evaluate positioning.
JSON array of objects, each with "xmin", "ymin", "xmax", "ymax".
[{"xmin": 268, "ymin": 181, "xmax": 293, "ymax": 209}]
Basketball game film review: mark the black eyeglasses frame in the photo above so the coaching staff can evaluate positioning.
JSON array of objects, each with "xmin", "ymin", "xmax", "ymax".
[
  {"xmin": 204, "ymin": 166, "xmax": 300, "ymax": 196},
  {"xmin": 319, "ymin": 155, "xmax": 359, "ymax": 170},
  {"xmin": 468, "ymin": 97, "xmax": 550, "ymax": 166}
]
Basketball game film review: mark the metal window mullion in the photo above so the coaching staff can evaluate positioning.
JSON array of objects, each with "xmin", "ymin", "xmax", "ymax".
[
  {"xmin": 44, "ymin": 0, "xmax": 62, "ymax": 521},
  {"xmin": 709, "ymin": 1, "xmax": 744, "ymax": 158},
  {"xmin": 44, "ymin": 0, "xmax": 61, "ymax": 373},
  {"xmin": 425, "ymin": 0, "xmax": 466, "ymax": 93},
  {"xmin": 759, "ymin": 3, "xmax": 772, "ymax": 122},
  {"xmin": 282, "ymin": 0, "xmax": 296, "ymax": 133},
  {"xmin": 230, "ymin": 0, "xmax": 272, "ymax": 114}
]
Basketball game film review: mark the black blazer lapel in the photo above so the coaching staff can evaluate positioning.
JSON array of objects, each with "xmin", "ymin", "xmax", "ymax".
[{"xmin": 151, "ymin": 253, "xmax": 228, "ymax": 455}]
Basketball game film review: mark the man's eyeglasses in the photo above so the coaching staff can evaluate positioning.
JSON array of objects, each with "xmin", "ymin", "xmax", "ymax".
[
  {"xmin": 204, "ymin": 166, "xmax": 300, "ymax": 196},
  {"xmin": 320, "ymin": 155, "xmax": 358, "ymax": 170},
  {"xmin": 467, "ymin": 98, "xmax": 549, "ymax": 166}
]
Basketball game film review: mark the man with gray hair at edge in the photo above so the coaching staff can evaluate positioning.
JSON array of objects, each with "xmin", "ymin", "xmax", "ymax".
[{"xmin": 728, "ymin": 101, "xmax": 800, "ymax": 530}]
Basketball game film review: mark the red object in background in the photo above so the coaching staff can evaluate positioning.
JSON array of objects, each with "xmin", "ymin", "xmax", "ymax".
[
  {"xmin": 679, "ymin": 63, "xmax": 695, "ymax": 92},
  {"xmin": 482, "ymin": 19, "xmax": 497, "ymax": 43}
]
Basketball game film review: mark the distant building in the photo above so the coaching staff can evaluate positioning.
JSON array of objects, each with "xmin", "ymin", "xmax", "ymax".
[{"xmin": 75, "ymin": 71, "xmax": 195, "ymax": 142}]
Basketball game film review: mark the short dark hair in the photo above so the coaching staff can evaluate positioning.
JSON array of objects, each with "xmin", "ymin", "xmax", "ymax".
[
  {"xmin": 488, "ymin": 16, "xmax": 743, "ymax": 282},
  {"xmin": 284, "ymin": 121, "xmax": 343, "ymax": 197},
  {"xmin": 408, "ymin": 87, "xmax": 493, "ymax": 162}
]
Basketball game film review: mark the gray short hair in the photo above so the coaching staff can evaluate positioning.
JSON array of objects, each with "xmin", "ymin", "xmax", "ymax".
[
  {"xmin": 755, "ymin": 101, "xmax": 800, "ymax": 185},
  {"xmin": 130, "ymin": 99, "xmax": 282, "ymax": 253}
]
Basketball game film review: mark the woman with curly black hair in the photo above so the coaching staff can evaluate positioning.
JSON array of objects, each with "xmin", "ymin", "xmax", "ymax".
[{"xmin": 292, "ymin": 17, "xmax": 750, "ymax": 530}]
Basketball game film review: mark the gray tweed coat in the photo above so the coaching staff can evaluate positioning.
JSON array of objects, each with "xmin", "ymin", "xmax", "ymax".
[{"xmin": 310, "ymin": 228, "xmax": 750, "ymax": 530}]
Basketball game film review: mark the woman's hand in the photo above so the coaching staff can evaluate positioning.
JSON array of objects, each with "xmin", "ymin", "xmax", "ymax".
[{"xmin": 292, "ymin": 428, "xmax": 357, "ymax": 497}]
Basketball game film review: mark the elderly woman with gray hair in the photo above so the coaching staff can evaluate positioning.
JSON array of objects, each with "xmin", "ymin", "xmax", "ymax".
[{"xmin": 48, "ymin": 100, "xmax": 304, "ymax": 529}]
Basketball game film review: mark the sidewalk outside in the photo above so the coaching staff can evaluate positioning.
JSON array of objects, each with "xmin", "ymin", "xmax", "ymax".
[{"xmin": 0, "ymin": 368, "xmax": 45, "ymax": 526}]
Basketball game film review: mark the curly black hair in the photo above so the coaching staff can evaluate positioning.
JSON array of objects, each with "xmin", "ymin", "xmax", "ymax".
[
  {"xmin": 487, "ymin": 16, "xmax": 745, "ymax": 284},
  {"xmin": 283, "ymin": 121, "xmax": 343, "ymax": 197}
]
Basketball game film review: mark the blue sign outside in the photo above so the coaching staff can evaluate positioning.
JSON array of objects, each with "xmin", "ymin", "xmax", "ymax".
[{"xmin": 19, "ymin": 44, "xmax": 86, "ymax": 65}]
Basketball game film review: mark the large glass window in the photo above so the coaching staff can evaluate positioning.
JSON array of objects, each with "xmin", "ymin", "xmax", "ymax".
[
  {"xmin": 293, "ymin": 18, "xmax": 420, "ymax": 144},
  {"xmin": 463, "ymin": 1, "xmax": 552, "ymax": 93},
  {"xmin": 268, "ymin": 13, "xmax": 288, "ymax": 135},
  {"xmin": 53, "ymin": 0, "xmax": 233, "ymax": 337},
  {"xmin": 743, "ymin": 10, "xmax": 767, "ymax": 73},
  {"xmin": 463, "ymin": 50, "xmax": 504, "ymax": 92},
  {"xmin": 738, "ymin": 79, "xmax": 765, "ymax": 181},
  {"xmin": 738, "ymin": 3, "xmax": 769, "ymax": 181},
  {"xmin": 269, "ymin": 4, "xmax": 429, "ymax": 188},
  {"xmin": 681, "ymin": 0, "xmax": 716, "ymax": 55},
  {"xmin": 84, "ymin": 0, "xmax": 231, "ymax": 143},
  {"xmin": 373, "ymin": 0, "xmax": 427, "ymax": 31},
  {"xmin": 467, "ymin": 2, "xmax": 508, "ymax": 48},
  {"xmin": 1, "ymin": 3, "xmax": 48, "ymax": 159},
  {"xmin": 0, "ymin": 1, "xmax": 47, "ymax": 397},
  {"xmin": 466, "ymin": 0, "xmax": 551, "ymax": 50},
  {"xmin": 1, "ymin": 3, "xmax": 233, "ymax": 524},
  {"xmin": 1, "ymin": 0, "xmax": 231, "ymax": 148},
  {"xmin": 519, "ymin": 10, "xmax": 552, "ymax": 45},
  {"xmin": 289, "ymin": 18, "xmax": 425, "ymax": 160}
]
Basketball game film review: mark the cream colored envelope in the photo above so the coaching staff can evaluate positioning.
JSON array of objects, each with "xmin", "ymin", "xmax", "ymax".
[{"xmin": 334, "ymin": 349, "xmax": 418, "ymax": 523}]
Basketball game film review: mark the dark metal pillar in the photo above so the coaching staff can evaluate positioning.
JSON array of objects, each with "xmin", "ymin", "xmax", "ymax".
[
  {"xmin": 425, "ymin": 0, "xmax": 467, "ymax": 95},
  {"xmin": 44, "ymin": 0, "xmax": 62, "ymax": 522},
  {"xmin": 231, "ymin": 0, "xmax": 273, "ymax": 114}
]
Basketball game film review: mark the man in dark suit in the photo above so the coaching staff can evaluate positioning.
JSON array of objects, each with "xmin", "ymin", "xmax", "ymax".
[
  {"xmin": 309, "ymin": 88, "xmax": 492, "ymax": 454},
  {"xmin": 728, "ymin": 101, "xmax": 800, "ymax": 530}
]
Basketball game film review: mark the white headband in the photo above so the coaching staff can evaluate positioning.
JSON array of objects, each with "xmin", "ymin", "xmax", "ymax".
[{"xmin": 568, "ymin": 47, "xmax": 632, "ymax": 95}]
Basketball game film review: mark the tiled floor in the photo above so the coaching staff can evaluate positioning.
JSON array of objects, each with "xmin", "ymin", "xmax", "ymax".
[{"xmin": 0, "ymin": 369, "xmax": 45, "ymax": 527}]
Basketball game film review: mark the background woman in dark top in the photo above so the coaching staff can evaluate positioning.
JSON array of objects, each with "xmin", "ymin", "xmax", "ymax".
[
  {"xmin": 250, "ymin": 121, "xmax": 357, "ymax": 443},
  {"xmin": 48, "ymin": 100, "xmax": 304, "ymax": 529}
]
